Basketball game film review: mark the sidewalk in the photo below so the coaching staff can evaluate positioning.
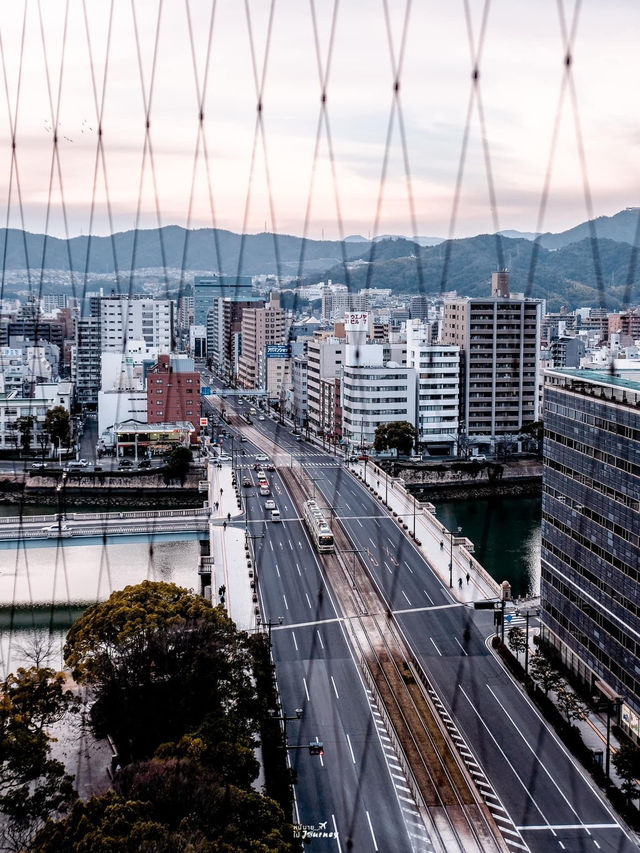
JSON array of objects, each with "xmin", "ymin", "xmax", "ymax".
[
  {"xmin": 207, "ymin": 459, "xmax": 259, "ymax": 633},
  {"xmin": 350, "ymin": 459, "xmax": 501, "ymax": 604}
]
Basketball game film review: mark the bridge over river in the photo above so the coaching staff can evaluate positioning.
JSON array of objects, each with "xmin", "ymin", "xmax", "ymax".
[{"xmin": 0, "ymin": 507, "xmax": 211, "ymax": 542}]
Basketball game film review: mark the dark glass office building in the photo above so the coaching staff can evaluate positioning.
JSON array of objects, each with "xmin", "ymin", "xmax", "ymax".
[{"xmin": 541, "ymin": 368, "xmax": 640, "ymax": 743}]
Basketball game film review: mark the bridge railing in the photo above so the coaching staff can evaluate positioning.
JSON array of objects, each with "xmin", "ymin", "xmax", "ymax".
[{"xmin": 0, "ymin": 507, "xmax": 211, "ymax": 526}]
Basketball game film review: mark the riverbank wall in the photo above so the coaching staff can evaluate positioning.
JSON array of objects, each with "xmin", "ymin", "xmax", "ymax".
[{"xmin": 0, "ymin": 470, "xmax": 204, "ymax": 508}]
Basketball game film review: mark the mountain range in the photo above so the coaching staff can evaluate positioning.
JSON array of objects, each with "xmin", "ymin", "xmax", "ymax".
[{"xmin": 2, "ymin": 207, "xmax": 640, "ymax": 311}]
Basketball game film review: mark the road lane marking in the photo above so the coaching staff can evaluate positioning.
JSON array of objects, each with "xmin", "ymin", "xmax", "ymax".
[
  {"xmin": 486, "ymin": 683, "xmax": 592, "ymax": 828},
  {"xmin": 271, "ymin": 616, "xmax": 340, "ymax": 631},
  {"xmin": 459, "ymin": 684, "xmax": 553, "ymax": 832},
  {"xmin": 356, "ymin": 519, "xmax": 363, "ymax": 527},
  {"xmin": 316, "ymin": 629, "xmax": 324, "ymax": 649},
  {"xmin": 365, "ymin": 811, "xmax": 378, "ymax": 851},
  {"xmin": 346, "ymin": 733, "xmax": 356, "ymax": 764},
  {"xmin": 296, "ymin": 563, "xmax": 301, "ymax": 576},
  {"xmin": 291, "ymin": 631, "xmax": 298, "ymax": 651},
  {"xmin": 331, "ymin": 676, "xmax": 339, "ymax": 699},
  {"xmin": 454, "ymin": 637, "xmax": 468, "ymax": 655},
  {"xmin": 429, "ymin": 637, "xmax": 442, "ymax": 656},
  {"xmin": 331, "ymin": 815, "xmax": 342, "ymax": 853},
  {"xmin": 305, "ymin": 592, "xmax": 312, "ymax": 609},
  {"xmin": 269, "ymin": 540, "xmax": 274, "ymax": 551},
  {"xmin": 515, "ymin": 824, "xmax": 618, "ymax": 831},
  {"xmin": 303, "ymin": 677, "xmax": 310, "ymax": 701},
  {"xmin": 401, "ymin": 590, "xmax": 412, "ymax": 606},
  {"xmin": 392, "ymin": 603, "xmax": 462, "ymax": 615},
  {"xmin": 275, "ymin": 566, "xmax": 280, "ymax": 577},
  {"xmin": 403, "ymin": 560, "xmax": 414, "ymax": 574},
  {"xmin": 385, "ymin": 562, "xmax": 393, "ymax": 574},
  {"xmin": 369, "ymin": 537, "xmax": 376, "ymax": 548},
  {"xmin": 283, "ymin": 594, "xmax": 288, "ymax": 611},
  {"xmin": 423, "ymin": 589, "xmax": 434, "ymax": 604}
]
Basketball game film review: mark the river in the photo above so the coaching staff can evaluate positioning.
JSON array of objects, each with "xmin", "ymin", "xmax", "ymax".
[
  {"xmin": 0, "ymin": 519, "xmax": 203, "ymax": 677},
  {"xmin": 433, "ymin": 496, "xmax": 541, "ymax": 599}
]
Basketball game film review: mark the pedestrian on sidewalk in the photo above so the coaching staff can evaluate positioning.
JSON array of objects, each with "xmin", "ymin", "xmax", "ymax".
[
  {"xmin": 458, "ymin": 577, "xmax": 463, "ymax": 590},
  {"xmin": 466, "ymin": 572, "xmax": 470, "ymax": 584},
  {"xmin": 214, "ymin": 501, "xmax": 219, "ymax": 511},
  {"xmin": 223, "ymin": 521, "xmax": 227, "ymax": 531}
]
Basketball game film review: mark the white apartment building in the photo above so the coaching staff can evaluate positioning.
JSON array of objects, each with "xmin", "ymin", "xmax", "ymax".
[
  {"xmin": 341, "ymin": 329, "xmax": 416, "ymax": 449},
  {"xmin": 0, "ymin": 382, "xmax": 73, "ymax": 451},
  {"xmin": 406, "ymin": 320, "xmax": 460, "ymax": 454},
  {"xmin": 100, "ymin": 297, "xmax": 173, "ymax": 353},
  {"xmin": 306, "ymin": 334, "xmax": 345, "ymax": 434}
]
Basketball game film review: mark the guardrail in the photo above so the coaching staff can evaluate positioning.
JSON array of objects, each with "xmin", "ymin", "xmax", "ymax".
[{"xmin": 0, "ymin": 507, "xmax": 211, "ymax": 526}]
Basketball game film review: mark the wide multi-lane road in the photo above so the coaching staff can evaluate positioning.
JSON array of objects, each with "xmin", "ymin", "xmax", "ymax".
[
  {"xmin": 243, "ymin": 410, "xmax": 638, "ymax": 853},
  {"xmin": 234, "ymin": 447, "xmax": 433, "ymax": 851}
]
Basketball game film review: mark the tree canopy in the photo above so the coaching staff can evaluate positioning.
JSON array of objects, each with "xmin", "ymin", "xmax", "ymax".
[
  {"xmin": 0, "ymin": 667, "xmax": 76, "ymax": 850},
  {"xmin": 43, "ymin": 407, "xmax": 70, "ymax": 449},
  {"xmin": 64, "ymin": 581, "xmax": 257, "ymax": 763},
  {"xmin": 163, "ymin": 446, "xmax": 193, "ymax": 485},
  {"xmin": 373, "ymin": 420, "xmax": 417, "ymax": 456},
  {"xmin": 33, "ymin": 582, "xmax": 297, "ymax": 852}
]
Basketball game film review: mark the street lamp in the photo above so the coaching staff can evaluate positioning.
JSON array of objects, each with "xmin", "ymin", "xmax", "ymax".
[
  {"xmin": 257, "ymin": 614, "xmax": 284, "ymax": 648},
  {"xmin": 449, "ymin": 525, "xmax": 462, "ymax": 588}
]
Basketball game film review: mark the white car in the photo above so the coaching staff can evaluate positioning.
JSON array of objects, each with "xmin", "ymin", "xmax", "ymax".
[
  {"xmin": 259, "ymin": 415, "xmax": 265, "ymax": 421},
  {"xmin": 41, "ymin": 523, "xmax": 72, "ymax": 536},
  {"xmin": 255, "ymin": 454, "xmax": 269, "ymax": 462},
  {"xmin": 265, "ymin": 499, "xmax": 276, "ymax": 510}
]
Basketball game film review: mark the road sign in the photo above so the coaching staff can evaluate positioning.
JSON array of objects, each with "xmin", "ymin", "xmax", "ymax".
[
  {"xmin": 506, "ymin": 614, "xmax": 513, "ymax": 623},
  {"xmin": 201, "ymin": 386, "xmax": 211, "ymax": 395},
  {"xmin": 199, "ymin": 417, "xmax": 208, "ymax": 427}
]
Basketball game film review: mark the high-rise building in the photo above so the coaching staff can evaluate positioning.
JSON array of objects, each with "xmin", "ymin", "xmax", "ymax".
[
  {"xmin": 443, "ymin": 271, "xmax": 541, "ymax": 446},
  {"xmin": 541, "ymin": 368, "xmax": 640, "ymax": 743},
  {"xmin": 321, "ymin": 287, "xmax": 369, "ymax": 320},
  {"xmin": 74, "ymin": 316, "xmax": 102, "ymax": 409},
  {"xmin": 193, "ymin": 275, "xmax": 253, "ymax": 326},
  {"xmin": 306, "ymin": 333, "xmax": 345, "ymax": 435},
  {"xmin": 100, "ymin": 296, "xmax": 173, "ymax": 352},
  {"xmin": 406, "ymin": 320, "xmax": 460, "ymax": 455},
  {"xmin": 341, "ymin": 314, "xmax": 416, "ymax": 449},
  {"xmin": 237, "ymin": 293, "xmax": 286, "ymax": 389}
]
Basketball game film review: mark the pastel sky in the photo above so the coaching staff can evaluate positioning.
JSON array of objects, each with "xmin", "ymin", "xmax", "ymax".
[{"xmin": 1, "ymin": 0, "xmax": 639, "ymax": 240}]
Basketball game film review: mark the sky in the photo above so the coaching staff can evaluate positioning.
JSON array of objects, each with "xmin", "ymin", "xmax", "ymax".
[{"xmin": 0, "ymin": 0, "xmax": 639, "ymax": 242}]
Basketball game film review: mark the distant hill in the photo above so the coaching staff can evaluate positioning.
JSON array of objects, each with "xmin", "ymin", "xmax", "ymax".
[
  {"xmin": 3, "ymin": 208, "xmax": 640, "ymax": 311},
  {"xmin": 309, "ymin": 234, "xmax": 640, "ymax": 311},
  {"xmin": 536, "ymin": 208, "xmax": 640, "ymax": 250}
]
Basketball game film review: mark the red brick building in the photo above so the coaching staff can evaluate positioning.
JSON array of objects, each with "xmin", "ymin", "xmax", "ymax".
[{"xmin": 147, "ymin": 354, "xmax": 201, "ymax": 440}]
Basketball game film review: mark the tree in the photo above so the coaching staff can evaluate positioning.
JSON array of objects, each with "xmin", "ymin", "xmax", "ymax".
[
  {"xmin": 612, "ymin": 742, "xmax": 640, "ymax": 805},
  {"xmin": 0, "ymin": 667, "xmax": 76, "ymax": 850},
  {"xmin": 16, "ymin": 415, "xmax": 36, "ymax": 456},
  {"xmin": 556, "ymin": 686, "xmax": 586, "ymax": 724},
  {"xmin": 63, "ymin": 581, "xmax": 258, "ymax": 763},
  {"xmin": 507, "ymin": 626, "xmax": 527, "ymax": 660},
  {"xmin": 43, "ymin": 407, "xmax": 70, "ymax": 450},
  {"xmin": 529, "ymin": 650, "xmax": 562, "ymax": 695},
  {"xmin": 373, "ymin": 420, "xmax": 417, "ymax": 456},
  {"xmin": 163, "ymin": 446, "xmax": 193, "ymax": 484}
]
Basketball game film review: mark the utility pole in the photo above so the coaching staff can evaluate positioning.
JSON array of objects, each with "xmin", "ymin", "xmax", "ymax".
[
  {"xmin": 339, "ymin": 547, "xmax": 367, "ymax": 588},
  {"xmin": 449, "ymin": 525, "xmax": 462, "ymax": 588}
]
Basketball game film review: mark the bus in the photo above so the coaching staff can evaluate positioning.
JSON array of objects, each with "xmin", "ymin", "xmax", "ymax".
[{"xmin": 302, "ymin": 500, "xmax": 335, "ymax": 553}]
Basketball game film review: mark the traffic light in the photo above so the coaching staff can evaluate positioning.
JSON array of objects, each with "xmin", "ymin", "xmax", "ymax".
[{"xmin": 309, "ymin": 742, "xmax": 324, "ymax": 756}]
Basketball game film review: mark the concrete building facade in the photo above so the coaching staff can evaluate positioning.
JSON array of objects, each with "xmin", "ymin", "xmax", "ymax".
[{"xmin": 541, "ymin": 368, "xmax": 640, "ymax": 743}]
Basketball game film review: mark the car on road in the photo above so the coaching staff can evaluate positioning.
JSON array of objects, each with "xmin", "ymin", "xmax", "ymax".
[
  {"xmin": 31, "ymin": 462, "xmax": 48, "ymax": 469},
  {"xmin": 139, "ymin": 459, "xmax": 152, "ymax": 468},
  {"xmin": 41, "ymin": 523, "xmax": 72, "ymax": 537},
  {"xmin": 255, "ymin": 454, "xmax": 269, "ymax": 462},
  {"xmin": 118, "ymin": 459, "xmax": 133, "ymax": 468},
  {"xmin": 295, "ymin": 435, "xmax": 302, "ymax": 442},
  {"xmin": 68, "ymin": 459, "xmax": 89, "ymax": 468},
  {"xmin": 264, "ymin": 499, "xmax": 276, "ymax": 510},
  {"xmin": 266, "ymin": 463, "xmax": 275, "ymax": 471},
  {"xmin": 258, "ymin": 415, "xmax": 265, "ymax": 421},
  {"xmin": 270, "ymin": 508, "xmax": 281, "ymax": 522},
  {"xmin": 473, "ymin": 454, "xmax": 487, "ymax": 462},
  {"xmin": 240, "ymin": 436, "xmax": 248, "ymax": 442},
  {"xmin": 242, "ymin": 477, "xmax": 252, "ymax": 487},
  {"xmin": 260, "ymin": 485, "xmax": 271, "ymax": 496}
]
